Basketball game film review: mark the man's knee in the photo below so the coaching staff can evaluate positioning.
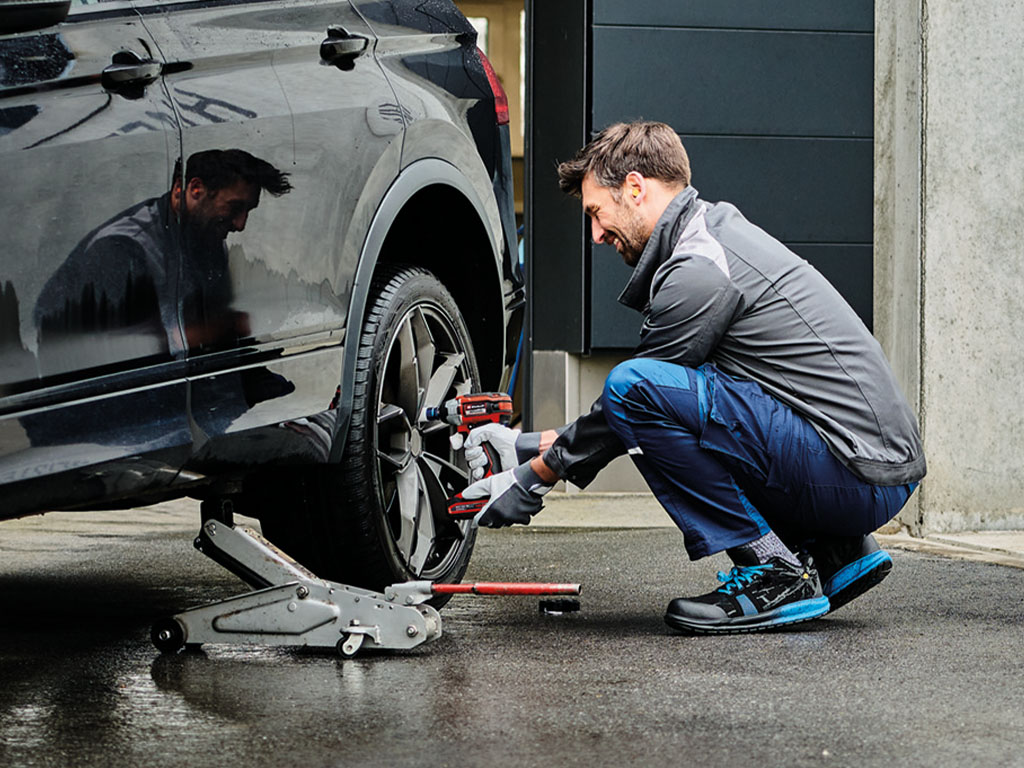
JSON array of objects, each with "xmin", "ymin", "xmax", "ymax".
[
  {"xmin": 602, "ymin": 358, "xmax": 696, "ymax": 419},
  {"xmin": 603, "ymin": 360, "xmax": 641, "ymax": 406}
]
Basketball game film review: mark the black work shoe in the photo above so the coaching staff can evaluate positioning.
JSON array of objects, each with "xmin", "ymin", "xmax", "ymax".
[
  {"xmin": 664, "ymin": 556, "xmax": 829, "ymax": 635},
  {"xmin": 805, "ymin": 534, "xmax": 893, "ymax": 613}
]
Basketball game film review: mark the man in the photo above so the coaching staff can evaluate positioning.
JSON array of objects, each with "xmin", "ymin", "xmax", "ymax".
[
  {"xmin": 29, "ymin": 149, "xmax": 293, "ymax": 445},
  {"xmin": 35, "ymin": 148, "xmax": 292, "ymax": 363},
  {"xmin": 461, "ymin": 122, "xmax": 925, "ymax": 634}
]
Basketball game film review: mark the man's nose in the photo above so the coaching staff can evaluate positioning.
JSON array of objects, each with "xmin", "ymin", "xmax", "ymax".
[
  {"xmin": 590, "ymin": 218, "xmax": 606, "ymax": 244},
  {"xmin": 230, "ymin": 211, "xmax": 249, "ymax": 232}
]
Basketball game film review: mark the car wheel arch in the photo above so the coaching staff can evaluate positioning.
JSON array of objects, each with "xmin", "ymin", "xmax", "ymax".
[{"xmin": 330, "ymin": 158, "xmax": 508, "ymax": 462}]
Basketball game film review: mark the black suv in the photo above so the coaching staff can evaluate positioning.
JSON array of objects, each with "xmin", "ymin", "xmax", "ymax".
[{"xmin": 0, "ymin": 0, "xmax": 523, "ymax": 593}]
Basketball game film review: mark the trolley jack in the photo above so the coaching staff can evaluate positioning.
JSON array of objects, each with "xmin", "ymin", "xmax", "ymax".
[{"xmin": 151, "ymin": 499, "xmax": 581, "ymax": 658}]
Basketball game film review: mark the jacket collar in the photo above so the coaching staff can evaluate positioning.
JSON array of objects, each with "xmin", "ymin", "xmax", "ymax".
[{"xmin": 617, "ymin": 186, "xmax": 699, "ymax": 311}]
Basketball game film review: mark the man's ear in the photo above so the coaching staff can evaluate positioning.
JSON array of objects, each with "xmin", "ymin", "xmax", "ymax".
[
  {"xmin": 624, "ymin": 171, "xmax": 645, "ymax": 204},
  {"xmin": 170, "ymin": 177, "xmax": 184, "ymax": 214},
  {"xmin": 185, "ymin": 177, "xmax": 207, "ymax": 200}
]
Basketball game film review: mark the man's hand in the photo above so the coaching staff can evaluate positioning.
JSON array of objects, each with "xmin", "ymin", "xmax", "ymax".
[
  {"xmin": 460, "ymin": 462, "xmax": 554, "ymax": 528},
  {"xmin": 460, "ymin": 423, "xmax": 519, "ymax": 478},
  {"xmin": 457, "ymin": 425, "xmax": 546, "ymax": 480}
]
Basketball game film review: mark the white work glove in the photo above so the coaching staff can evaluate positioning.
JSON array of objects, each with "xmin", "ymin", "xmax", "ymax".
[
  {"xmin": 460, "ymin": 462, "xmax": 554, "ymax": 528},
  {"xmin": 452, "ymin": 424, "xmax": 544, "ymax": 480}
]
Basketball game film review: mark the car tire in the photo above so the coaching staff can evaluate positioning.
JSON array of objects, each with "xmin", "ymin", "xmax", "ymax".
[{"xmin": 260, "ymin": 265, "xmax": 478, "ymax": 602}]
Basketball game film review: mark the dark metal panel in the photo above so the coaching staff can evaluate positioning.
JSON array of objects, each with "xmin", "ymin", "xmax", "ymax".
[
  {"xmin": 593, "ymin": 27, "xmax": 873, "ymax": 138},
  {"xmin": 593, "ymin": 0, "xmax": 872, "ymax": 32},
  {"xmin": 526, "ymin": 0, "xmax": 589, "ymax": 353},
  {"xmin": 590, "ymin": 245, "xmax": 640, "ymax": 348},
  {"xmin": 680, "ymin": 136, "xmax": 873, "ymax": 244}
]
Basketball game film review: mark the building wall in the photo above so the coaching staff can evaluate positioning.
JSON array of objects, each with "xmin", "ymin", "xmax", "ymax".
[{"xmin": 877, "ymin": 0, "xmax": 1024, "ymax": 532}]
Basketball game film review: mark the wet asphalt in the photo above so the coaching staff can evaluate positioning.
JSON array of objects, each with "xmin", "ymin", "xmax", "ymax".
[{"xmin": 1, "ymin": 506, "xmax": 1023, "ymax": 768}]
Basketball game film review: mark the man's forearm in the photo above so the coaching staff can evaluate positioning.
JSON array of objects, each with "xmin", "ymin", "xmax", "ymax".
[
  {"xmin": 537, "ymin": 429, "xmax": 560, "ymax": 454},
  {"xmin": 523, "ymin": 429, "xmax": 561, "ymax": 484},
  {"xmin": 530, "ymin": 452, "xmax": 561, "ymax": 485}
]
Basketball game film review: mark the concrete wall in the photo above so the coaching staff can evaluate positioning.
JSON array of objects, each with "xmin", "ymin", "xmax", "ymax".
[{"xmin": 876, "ymin": 0, "xmax": 1024, "ymax": 532}]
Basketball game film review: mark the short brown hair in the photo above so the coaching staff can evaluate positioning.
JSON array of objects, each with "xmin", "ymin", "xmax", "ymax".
[{"xmin": 557, "ymin": 121, "xmax": 691, "ymax": 197}]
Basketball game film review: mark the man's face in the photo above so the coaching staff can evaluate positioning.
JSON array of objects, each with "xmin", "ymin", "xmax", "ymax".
[
  {"xmin": 183, "ymin": 177, "xmax": 261, "ymax": 246},
  {"xmin": 581, "ymin": 173, "xmax": 651, "ymax": 267}
]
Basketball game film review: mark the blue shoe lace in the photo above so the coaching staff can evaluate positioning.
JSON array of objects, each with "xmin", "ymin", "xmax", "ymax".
[{"xmin": 715, "ymin": 564, "xmax": 772, "ymax": 595}]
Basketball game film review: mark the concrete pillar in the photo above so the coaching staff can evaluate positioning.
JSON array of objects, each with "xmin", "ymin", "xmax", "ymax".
[
  {"xmin": 875, "ymin": 0, "xmax": 1024, "ymax": 532},
  {"xmin": 874, "ymin": 1, "xmax": 924, "ymax": 530},
  {"xmin": 530, "ymin": 351, "xmax": 648, "ymax": 492}
]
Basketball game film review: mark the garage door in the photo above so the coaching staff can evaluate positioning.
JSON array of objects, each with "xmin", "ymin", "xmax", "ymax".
[{"xmin": 528, "ymin": 0, "xmax": 874, "ymax": 351}]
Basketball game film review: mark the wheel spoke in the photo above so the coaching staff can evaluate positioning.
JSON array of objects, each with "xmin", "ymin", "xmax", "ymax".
[
  {"xmin": 377, "ymin": 446, "xmax": 412, "ymax": 471},
  {"xmin": 377, "ymin": 402, "xmax": 406, "ymax": 427},
  {"xmin": 409, "ymin": 463, "xmax": 437, "ymax": 574},
  {"xmin": 420, "ymin": 420, "xmax": 451, "ymax": 436},
  {"xmin": 420, "ymin": 452, "xmax": 467, "ymax": 540},
  {"xmin": 409, "ymin": 308, "xmax": 436, "ymax": 415},
  {"xmin": 421, "ymin": 450, "xmax": 469, "ymax": 485},
  {"xmin": 377, "ymin": 400, "xmax": 412, "ymax": 470},
  {"xmin": 393, "ymin": 463, "xmax": 421, "ymax": 564},
  {"xmin": 396, "ymin": 315, "xmax": 421, "ymax": 420},
  {"xmin": 393, "ymin": 459, "xmax": 440, "ymax": 575},
  {"xmin": 420, "ymin": 351, "xmax": 465, "ymax": 422}
]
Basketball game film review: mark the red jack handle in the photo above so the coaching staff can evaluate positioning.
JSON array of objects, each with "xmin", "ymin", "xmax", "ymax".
[{"xmin": 432, "ymin": 582, "xmax": 582, "ymax": 596}]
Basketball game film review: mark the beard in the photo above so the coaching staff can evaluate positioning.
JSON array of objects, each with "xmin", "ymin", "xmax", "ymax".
[
  {"xmin": 183, "ymin": 211, "xmax": 229, "ymax": 254},
  {"xmin": 609, "ymin": 205, "xmax": 650, "ymax": 267}
]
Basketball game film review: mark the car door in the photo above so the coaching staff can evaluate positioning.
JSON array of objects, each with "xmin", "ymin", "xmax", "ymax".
[
  {"xmin": 139, "ymin": 0, "xmax": 402, "ymax": 459},
  {"xmin": 0, "ymin": 0, "xmax": 192, "ymax": 512}
]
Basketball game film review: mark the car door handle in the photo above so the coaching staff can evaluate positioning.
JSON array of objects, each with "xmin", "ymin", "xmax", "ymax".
[
  {"xmin": 320, "ymin": 27, "xmax": 369, "ymax": 69},
  {"xmin": 101, "ymin": 50, "xmax": 163, "ymax": 90}
]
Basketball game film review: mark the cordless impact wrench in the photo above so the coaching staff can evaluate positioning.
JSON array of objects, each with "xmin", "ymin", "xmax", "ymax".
[{"xmin": 425, "ymin": 392, "xmax": 512, "ymax": 519}]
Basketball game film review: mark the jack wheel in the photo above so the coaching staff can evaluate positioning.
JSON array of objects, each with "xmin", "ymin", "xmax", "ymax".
[
  {"xmin": 151, "ymin": 618, "xmax": 187, "ymax": 654},
  {"xmin": 337, "ymin": 633, "xmax": 364, "ymax": 658}
]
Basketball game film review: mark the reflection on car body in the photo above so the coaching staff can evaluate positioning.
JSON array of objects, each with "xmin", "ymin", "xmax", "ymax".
[
  {"xmin": 27, "ymin": 149, "xmax": 298, "ymax": 445},
  {"xmin": 0, "ymin": 0, "xmax": 523, "ymax": 595}
]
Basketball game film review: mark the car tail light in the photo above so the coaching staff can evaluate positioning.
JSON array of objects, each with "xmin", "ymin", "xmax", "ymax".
[{"xmin": 477, "ymin": 47, "xmax": 509, "ymax": 126}]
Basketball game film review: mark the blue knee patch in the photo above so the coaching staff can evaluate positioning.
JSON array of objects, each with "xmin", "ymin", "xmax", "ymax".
[
  {"xmin": 603, "ymin": 359, "xmax": 692, "ymax": 406},
  {"xmin": 603, "ymin": 360, "xmax": 646, "ymax": 406}
]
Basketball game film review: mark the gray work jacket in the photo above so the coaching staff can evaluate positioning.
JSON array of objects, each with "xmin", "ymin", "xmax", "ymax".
[{"xmin": 544, "ymin": 187, "xmax": 926, "ymax": 487}]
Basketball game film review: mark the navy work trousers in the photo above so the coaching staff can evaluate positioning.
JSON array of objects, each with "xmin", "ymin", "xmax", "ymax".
[{"xmin": 601, "ymin": 359, "xmax": 916, "ymax": 560}]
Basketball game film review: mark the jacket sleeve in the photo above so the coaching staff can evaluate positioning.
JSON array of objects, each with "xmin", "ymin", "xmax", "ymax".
[
  {"xmin": 540, "ymin": 398, "xmax": 625, "ymax": 488},
  {"xmin": 542, "ymin": 256, "xmax": 744, "ymax": 488}
]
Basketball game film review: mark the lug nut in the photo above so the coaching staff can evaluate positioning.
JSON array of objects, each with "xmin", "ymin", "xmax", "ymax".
[{"xmin": 406, "ymin": 625, "xmax": 419, "ymax": 637}]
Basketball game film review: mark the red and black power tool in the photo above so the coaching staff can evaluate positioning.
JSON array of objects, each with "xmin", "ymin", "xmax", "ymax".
[{"xmin": 425, "ymin": 392, "xmax": 512, "ymax": 520}]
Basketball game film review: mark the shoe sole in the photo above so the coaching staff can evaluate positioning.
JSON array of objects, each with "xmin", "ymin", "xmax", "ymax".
[
  {"xmin": 823, "ymin": 550, "xmax": 893, "ymax": 613},
  {"xmin": 664, "ymin": 595, "xmax": 830, "ymax": 635}
]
